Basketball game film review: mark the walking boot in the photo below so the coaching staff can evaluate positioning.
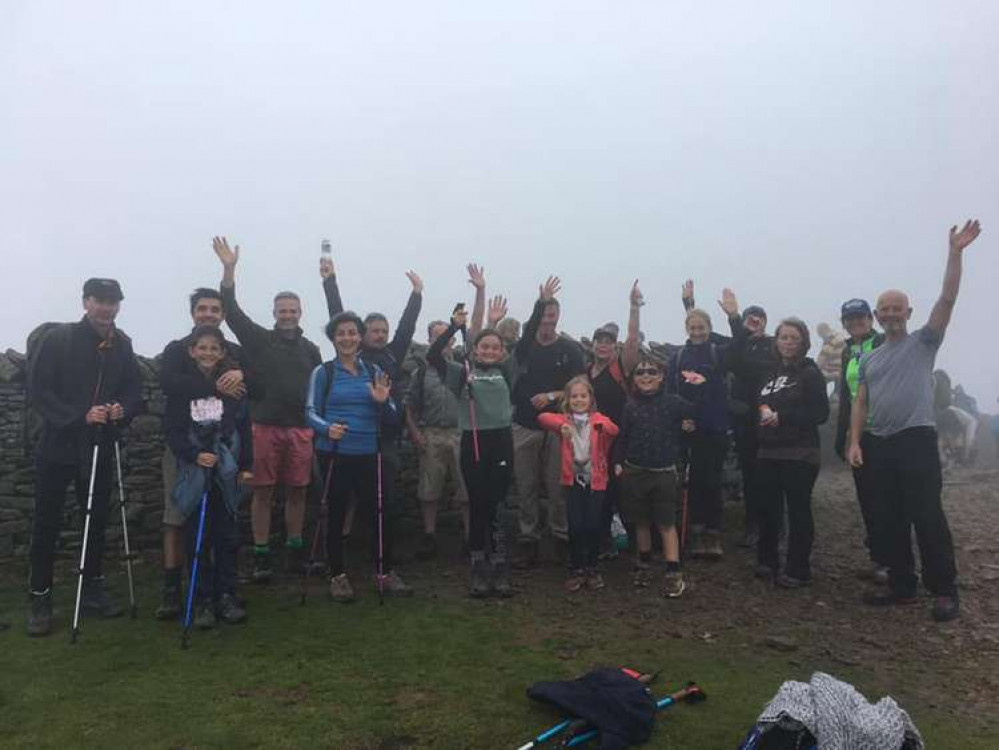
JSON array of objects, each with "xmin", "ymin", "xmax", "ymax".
[
  {"xmin": 154, "ymin": 585, "xmax": 182, "ymax": 621},
  {"xmin": 81, "ymin": 577, "xmax": 125, "ymax": 618},
  {"xmin": 194, "ymin": 602, "xmax": 217, "ymax": 629},
  {"xmin": 469, "ymin": 553, "xmax": 491, "ymax": 598},
  {"xmin": 328, "ymin": 573, "xmax": 355, "ymax": 603},
  {"xmin": 491, "ymin": 555, "xmax": 514, "ymax": 598},
  {"xmin": 702, "ymin": 530, "xmax": 724, "ymax": 561},
  {"xmin": 252, "ymin": 549, "xmax": 272, "ymax": 584},
  {"xmin": 27, "ymin": 590, "xmax": 53, "ymax": 638},
  {"xmin": 931, "ymin": 596, "xmax": 960, "ymax": 622},
  {"xmin": 217, "ymin": 593, "xmax": 247, "ymax": 624}
]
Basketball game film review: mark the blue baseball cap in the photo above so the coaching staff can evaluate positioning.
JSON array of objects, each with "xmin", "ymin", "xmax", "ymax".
[{"xmin": 840, "ymin": 298, "xmax": 872, "ymax": 319}]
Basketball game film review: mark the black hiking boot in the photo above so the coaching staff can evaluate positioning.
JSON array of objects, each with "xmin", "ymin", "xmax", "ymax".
[
  {"xmin": 491, "ymin": 555, "xmax": 514, "ymax": 598},
  {"xmin": 469, "ymin": 554, "xmax": 491, "ymax": 598},
  {"xmin": 155, "ymin": 586, "xmax": 182, "ymax": 621},
  {"xmin": 27, "ymin": 590, "xmax": 53, "ymax": 637},
  {"xmin": 252, "ymin": 551, "xmax": 272, "ymax": 584},
  {"xmin": 81, "ymin": 577, "xmax": 125, "ymax": 618},
  {"xmin": 217, "ymin": 594, "xmax": 247, "ymax": 624},
  {"xmin": 416, "ymin": 533, "xmax": 438, "ymax": 561},
  {"xmin": 931, "ymin": 596, "xmax": 960, "ymax": 622}
]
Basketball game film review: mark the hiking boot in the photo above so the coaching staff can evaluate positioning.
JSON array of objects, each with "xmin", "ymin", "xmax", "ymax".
[
  {"xmin": 416, "ymin": 533, "xmax": 438, "ymax": 561},
  {"xmin": 154, "ymin": 585, "xmax": 182, "ymax": 621},
  {"xmin": 632, "ymin": 560, "xmax": 652, "ymax": 588},
  {"xmin": 931, "ymin": 596, "xmax": 960, "ymax": 622},
  {"xmin": 491, "ymin": 556, "xmax": 514, "ymax": 598},
  {"xmin": 378, "ymin": 570, "xmax": 414, "ymax": 597},
  {"xmin": 252, "ymin": 551, "xmax": 272, "ymax": 584},
  {"xmin": 862, "ymin": 590, "xmax": 919, "ymax": 607},
  {"xmin": 754, "ymin": 563, "xmax": 777, "ymax": 581},
  {"xmin": 328, "ymin": 574, "xmax": 355, "ymax": 603},
  {"xmin": 597, "ymin": 547, "xmax": 619, "ymax": 562},
  {"xmin": 27, "ymin": 590, "xmax": 53, "ymax": 638},
  {"xmin": 81, "ymin": 577, "xmax": 125, "ymax": 618},
  {"xmin": 217, "ymin": 593, "xmax": 247, "ymax": 624},
  {"xmin": 194, "ymin": 603, "xmax": 217, "ymax": 630},
  {"xmin": 777, "ymin": 572, "xmax": 810, "ymax": 589},
  {"xmin": 701, "ymin": 530, "xmax": 724, "ymax": 561},
  {"xmin": 662, "ymin": 571, "xmax": 686, "ymax": 599},
  {"xmin": 469, "ymin": 554, "xmax": 491, "ymax": 598},
  {"xmin": 872, "ymin": 566, "xmax": 890, "ymax": 586},
  {"xmin": 512, "ymin": 540, "xmax": 540, "ymax": 570},
  {"xmin": 586, "ymin": 570, "xmax": 605, "ymax": 591},
  {"xmin": 565, "ymin": 571, "xmax": 586, "ymax": 593}
]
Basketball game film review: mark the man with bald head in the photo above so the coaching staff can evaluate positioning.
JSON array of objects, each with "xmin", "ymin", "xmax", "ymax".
[{"xmin": 848, "ymin": 220, "xmax": 981, "ymax": 622}]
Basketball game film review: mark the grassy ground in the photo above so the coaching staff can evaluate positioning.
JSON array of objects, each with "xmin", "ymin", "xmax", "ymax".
[{"xmin": 1, "ymin": 564, "xmax": 996, "ymax": 750}]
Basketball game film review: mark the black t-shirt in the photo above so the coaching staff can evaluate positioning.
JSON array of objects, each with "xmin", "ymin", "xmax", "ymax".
[
  {"xmin": 513, "ymin": 338, "xmax": 585, "ymax": 430},
  {"xmin": 590, "ymin": 359, "xmax": 627, "ymax": 426}
]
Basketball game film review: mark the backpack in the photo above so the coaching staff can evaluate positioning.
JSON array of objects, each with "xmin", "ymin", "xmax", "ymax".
[{"xmin": 22, "ymin": 322, "xmax": 71, "ymax": 458}]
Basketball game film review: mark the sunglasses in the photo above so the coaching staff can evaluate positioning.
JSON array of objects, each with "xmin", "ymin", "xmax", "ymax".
[{"xmin": 634, "ymin": 367, "xmax": 661, "ymax": 376}]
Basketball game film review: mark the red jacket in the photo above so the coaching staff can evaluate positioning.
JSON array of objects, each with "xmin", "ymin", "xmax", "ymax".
[{"xmin": 537, "ymin": 412, "xmax": 619, "ymax": 491}]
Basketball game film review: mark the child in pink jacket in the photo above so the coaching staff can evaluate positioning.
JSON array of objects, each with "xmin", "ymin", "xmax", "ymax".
[{"xmin": 538, "ymin": 376, "xmax": 619, "ymax": 591}]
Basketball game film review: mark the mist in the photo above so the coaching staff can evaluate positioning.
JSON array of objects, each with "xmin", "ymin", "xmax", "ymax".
[{"xmin": 2, "ymin": 1, "xmax": 996, "ymax": 407}]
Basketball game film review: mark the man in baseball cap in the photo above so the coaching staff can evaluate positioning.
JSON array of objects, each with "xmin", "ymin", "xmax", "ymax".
[{"xmin": 82, "ymin": 278, "xmax": 125, "ymax": 301}]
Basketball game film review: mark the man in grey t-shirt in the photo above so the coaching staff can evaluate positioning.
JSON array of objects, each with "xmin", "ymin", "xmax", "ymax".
[{"xmin": 849, "ymin": 219, "xmax": 981, "ymax": 622}]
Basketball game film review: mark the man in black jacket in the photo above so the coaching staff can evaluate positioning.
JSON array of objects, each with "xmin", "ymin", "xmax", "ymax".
[
  {"xmin": 321, "ymin": 253, "xmax": 422, "ymax": 595},
  {"xmin": 214, "ymin": 237, "xmax": 322, "ymax": 584},
  {"xmin": 26, "ymin": 278, "xmax": 144, "ymax": 637},
  {"xmin": 154, "ymin": 287, "xmax": 252, "ymax": 619},
  {"xmin": 833, "ymin": 298, "xmax": 888, "ymax": 582}
]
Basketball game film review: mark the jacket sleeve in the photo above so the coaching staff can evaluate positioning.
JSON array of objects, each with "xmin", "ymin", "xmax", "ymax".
[
  {"xmin": 160, "ymin": 340, "xmax": 216, "ymax": 400},
  {"xmin": 834, "ymin": 347, "xmax": 852, "ymax": 455},
  {"xmin": 596, "ymin": 413, "xmax": 620, "ymax": 439},
  {"xmin": 389, "ymin": 292, "xmax": 422, "ymax": 366},
  {"xmin": 536, "ymin": 413, "xmax": 564, "ymax": 433},
  {"xmin": 427, "ymin": 321, "xmax": 457, "ymax": 378},
  {"xmin": 515, "ymin": 299, "xmax": 545, "ymax": 364},
  {"xmin": 323, "ymin": 274, "xmax": 344, "ymax": 319},
  {"xmin": 721, "ymin": 315, "xmax": 748, "ymax": 371},
  {"xmin": 781, "ymin": 365, "xmax": 831, "ymax": 429},
  {"xmin": 305, "ymin": 364, "xmax": 332, "ymax": 435},
  {"xmin": 221, "ymin": 283, "xmax": 269, "ymax": 356},
  {"xmin": 237, "ymin": 403, "xmax": 254, "ymax": 471},
  {"xmin": 116, "ymin": 338, "xmax": 145, "ymax": 424},
  {"xmin": 29, "ymin": 325, "xmax": 83, "ymax": 431}
]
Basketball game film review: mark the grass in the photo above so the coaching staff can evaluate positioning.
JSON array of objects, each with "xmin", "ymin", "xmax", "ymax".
[{"xmin": 1, "ymin": 570, "xmax": 996, "ymax": 750}]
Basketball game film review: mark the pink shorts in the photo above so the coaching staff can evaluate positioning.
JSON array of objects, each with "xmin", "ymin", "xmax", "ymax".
[{"xmin": 251, "ymin": 424, "xmax": 314, "ymax": 488}]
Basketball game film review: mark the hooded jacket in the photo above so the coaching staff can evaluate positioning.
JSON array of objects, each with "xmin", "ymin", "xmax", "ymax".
[
  {"xmin": 537, "ymin": 412, "xmax": 619, "ymax": 490},
  {"xmin": 757, "ymin": 357, "xmax": 830, "ymax": 464}
]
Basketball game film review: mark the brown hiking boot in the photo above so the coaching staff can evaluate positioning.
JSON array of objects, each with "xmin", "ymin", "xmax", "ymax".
[
  {"xmin": 328, "ymin": 573, "xmax": 355, "ymax": 603},
  {"xmin": 565, "ymin": 571, "xmax": 585, "ymax": 593}
]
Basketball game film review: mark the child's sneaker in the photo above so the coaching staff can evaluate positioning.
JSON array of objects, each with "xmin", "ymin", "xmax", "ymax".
[
  {"xmin": 328, "ymin": 573, "xmax": 355, "ymax": 603},
  {"xmin": 662, "ymin": 570, "xmax": 686, "ymax": 599},
  {"xmin": 585, "ymin": 570, "xmax": 605, "ymax": 590},
  {"xmin": 565, "ymin": 571, "xmax": 586, "ymax": 592}
]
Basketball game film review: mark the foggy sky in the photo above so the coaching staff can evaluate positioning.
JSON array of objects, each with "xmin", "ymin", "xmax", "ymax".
[{"xmin": 2, "ymin": 1, "xmax": 997, "ymax": 408}]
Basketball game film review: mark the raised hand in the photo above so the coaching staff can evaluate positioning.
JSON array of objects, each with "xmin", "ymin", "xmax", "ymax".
[
  {"xmin": 487, "ymin": 295, "xmax": 508, "ymax": 326},
  {"xmin": 320, "ymin": 256, "xmax": 336, "ymax": 279},
  {"xmin": 539, "ymin": 276, "xmax": 562, "ymax": 301},
  {"xmin": 949, "ymin": 219, "xmax": 981, "ymax": 253},
  {"xmin": 718, "ymin": 288, "xmax": 739, "ymax": 317},
  {"xmin": 370, "ymin": 372, "xmax": 392, "ymax": 403},
  {"xmin": 213, "ymin": 236, "xmax": 239, "ymax": 268},
  {"xmin": 467, "ymin": 263, "xmax": 486, "ymax": 290},
  {"xmin": 682, "ymin": 279, "xmax": 694, "ymax": 304},
  {"xmin": 406, "ymin": 271, "xmax": 424, "ymax": 295},
  {"xmin": 630, "ymin": 280, "xmax": 645, "ymax": 308}
]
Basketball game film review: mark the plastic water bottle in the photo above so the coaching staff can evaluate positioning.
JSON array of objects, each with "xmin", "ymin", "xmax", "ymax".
[
  {"xmin": 321, "ymin": 239, "xmax": 332, "ymax": 260},
  {"xmin": 611, "ymin": 513, "xmax": 629, "ymax": 550}
]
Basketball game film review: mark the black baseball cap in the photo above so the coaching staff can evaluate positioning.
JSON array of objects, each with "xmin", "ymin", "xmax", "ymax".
[
  {"xmin": 840, "ymin": 298, "xmax": 872, "ymax": 318},
  {"xmin": 742, "ymin": 305, "xmax": 767, "ymax": 321},
  {"xmin": 82, "ymin": 278, "xmax": 124, "ymax": 301},
  {"xmin": 592, "ymin": 325, "xmax": 618, "ymax": 342}
]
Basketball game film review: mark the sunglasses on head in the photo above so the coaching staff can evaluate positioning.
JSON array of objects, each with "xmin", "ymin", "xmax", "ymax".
[{"xmin": 634, "ymin": 366, "xmax": 661, "ymax": 376}]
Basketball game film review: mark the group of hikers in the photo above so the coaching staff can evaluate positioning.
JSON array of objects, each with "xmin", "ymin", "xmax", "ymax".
[{"xmin": 10, "ymin": 219, "xmax": 983, "ymax": 638}]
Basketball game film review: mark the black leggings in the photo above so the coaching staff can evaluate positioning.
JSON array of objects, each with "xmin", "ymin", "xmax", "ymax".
[
  {"xmin": 687, "ymin": 431, "xmax": 728, "ymax": 531},
  {"xmin": 460, "ymin": 428, "xmax": 513, "ymax": 556},
  {"xmin": 318, "ymin": 452, "xmax": 394, "ymax": 577},
  {"xmin": 756, "ymin": 458, "xmax": 818, "ymax": 578}
]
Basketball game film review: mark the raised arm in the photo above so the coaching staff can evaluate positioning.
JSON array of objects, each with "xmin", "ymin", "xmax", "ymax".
[
  {"xmin": 681, "ymin": 279, "xmax": 696, "ymax": 312},
  {"xmin": 467, "ymin": 264, "xmax": 486, "ymax": 339},
  {"xmin": 388, "ymin": 271, "xmax": 423, "ymax": 364},
  {"xmin": 427, "ymin": 308, "xmax": 466, "ymax": 393},
  {"xmin": 213, "ymin": 236, "xmax": 268, "ymax": 353},
  {"xmin": 515, "ymin": 276, "xmax": 560, "ymax": 362},
  {"xmin": 621, "ymin": 280, "xmax": 643, "ymax": 375},
  {"xmin": 927, "ymin": 219, "xmax": 981, "ymax": 336},
  {"xmin": 320, "ymin": 254, "xmax": 344, "ymax": 318}
]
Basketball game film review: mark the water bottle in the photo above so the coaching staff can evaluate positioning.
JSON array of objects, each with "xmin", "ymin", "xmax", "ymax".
[
  {"xmin": 320, "ymin": 239, "xmax": 332, "ymax": 260},
  {"xmin": 611, "ymin": 513, "xmax": 629, "ymax": 550}
]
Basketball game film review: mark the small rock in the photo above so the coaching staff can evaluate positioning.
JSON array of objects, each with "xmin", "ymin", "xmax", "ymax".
[{"xmin": 765, "ymin": 635, "xmax": 799, "ymax": 652}]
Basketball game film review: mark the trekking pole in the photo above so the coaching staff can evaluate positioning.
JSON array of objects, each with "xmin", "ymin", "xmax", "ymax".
[
  {"xmin": 458, "ymin": 326, "xmax": 480, "ymax": 463},
  {"xmin": 515, "ymin": 718, "xmax": 588, "ymax": 750},
  {"xmin": 679, "ymin": 461, "xmax": 691, "ymax": 558},
  {"xmin": 562, "ymin": 682, "xmax": 707, "ymax": 747},
  {"xmin": 375, "ymin": 438, "xmax": 385, "ymax": 606},
  {"xmin": 112, "ymin": 434, "xmax": 138, "ymax": 619},
  {"xmin": 70, "ymin": 432, "xmax": 102, "ymax": 645},
  {"xmin": 182, "ymin": 476, "xmax": 211, "ymax": 650},
  {"xmin": 301, "ymin": 451, "xmax": 336, "ymax": 606}
]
